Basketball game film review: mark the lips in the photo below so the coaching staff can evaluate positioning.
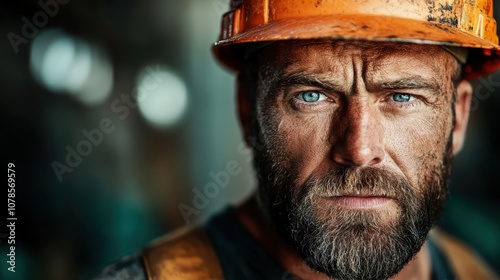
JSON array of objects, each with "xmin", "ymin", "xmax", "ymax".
[{"xmin": 323, "ymin": 195, "xmax": 393, "ymax": 209}]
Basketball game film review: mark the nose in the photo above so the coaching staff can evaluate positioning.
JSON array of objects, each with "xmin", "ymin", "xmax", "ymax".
[{"xmin": 331, "ymin": 99, "xmax": 385, "ymax": 167}]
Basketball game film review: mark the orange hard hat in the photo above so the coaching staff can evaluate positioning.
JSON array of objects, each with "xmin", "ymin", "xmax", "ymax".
[{"xmin": 213, "ymin": 0, "xmax": 500, "ymax": 80}]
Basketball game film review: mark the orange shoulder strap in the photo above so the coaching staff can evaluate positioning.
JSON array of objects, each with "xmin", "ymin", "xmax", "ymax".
[
  {"xmin": 430, "ymin": 229, "xmax": 499, "ymax": 280},
  {"xmin": 141, "ymin": 227, "xmax": 225, "ymax": 280}
]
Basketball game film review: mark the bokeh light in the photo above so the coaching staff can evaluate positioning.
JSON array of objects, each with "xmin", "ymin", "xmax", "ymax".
[
  {"xmin": 136, "ymin": 66, "xmax": 188, "ymax": 128},
  {"xmin": 30, "ymin": 28, "xmax": 113, "ymax": 106}
]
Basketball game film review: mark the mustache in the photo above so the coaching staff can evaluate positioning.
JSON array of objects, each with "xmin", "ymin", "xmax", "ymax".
[{"xmin": 298, "ymin": 166, "xmax": 414, "ymax": 201}]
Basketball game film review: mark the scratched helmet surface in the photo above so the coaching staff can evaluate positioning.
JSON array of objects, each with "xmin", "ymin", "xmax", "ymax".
[{"xmin": 213, "ymin": 0, "xmax": 500, "ymax": 80}]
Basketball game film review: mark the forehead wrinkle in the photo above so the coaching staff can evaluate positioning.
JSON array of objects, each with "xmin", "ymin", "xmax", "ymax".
[
  {"xmin": 258, "ymin": 40, "xmax": 456, "ymax": 100},
  {"xmin": 366, "ymin": 53, "xmax": 447, "ymax": 93},
  {"xmin": 264, "ymin": 47, "xmax": 352, "ymax": 94}
]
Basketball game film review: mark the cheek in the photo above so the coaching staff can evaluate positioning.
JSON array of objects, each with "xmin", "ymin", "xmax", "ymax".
[
  {"xmin": 272, "ymin": 112, "xmax": 335, "ymax": 180},
  {"xmin": 384, "ymin": 110, "xmax": 453, "ymax": 187}
]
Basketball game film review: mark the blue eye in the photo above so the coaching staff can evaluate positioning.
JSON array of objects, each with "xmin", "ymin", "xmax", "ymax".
[
  {"xmin": 298, "ymin": 91, "xmax": 326, "ymax": 103},
  {"xmin": 392, "ymin": 93, "xmax": 413, "ymax": 103}
]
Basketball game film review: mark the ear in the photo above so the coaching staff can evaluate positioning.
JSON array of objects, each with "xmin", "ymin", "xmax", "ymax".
[
  {"xmin": 452, "ymin": 80, "xmax": 473, "ymax": 154},
  {"xmin": 237, "ymin": 72, "xmax": 252, "ymax": 146}
]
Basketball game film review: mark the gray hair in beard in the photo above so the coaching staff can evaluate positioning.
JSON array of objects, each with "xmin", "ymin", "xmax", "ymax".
[{"xmin": 254, "ymin": 145, "xmax": 452, "ymax": 280}]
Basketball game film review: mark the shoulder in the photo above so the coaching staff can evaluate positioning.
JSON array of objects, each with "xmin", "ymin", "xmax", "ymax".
[
  {"xmin": 91, "ymin": 254, "xmax": 147, "ymax": 280},
  {"xmin": 92, "ymin": 226, "xmax": 222, "ymax": 280},
  {"xmin": 430, "ymin": 229, "xmax": 499, "ymax": 280},
  {"xmin": 142, "ymin": 226, "xmax": 224, "ymax": 279},
  {"xmin": 91, "ymin": 208, "xmax": 235, "ymax": 280}
]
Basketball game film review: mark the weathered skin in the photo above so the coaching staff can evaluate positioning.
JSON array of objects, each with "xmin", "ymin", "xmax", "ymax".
[
  {"xmin": 254, "ymin": 41, "xmax": 466, "ymax": 190},
  {"xmin": 236, "ymin": 40, "xmax": 473, "ymax": 280}
]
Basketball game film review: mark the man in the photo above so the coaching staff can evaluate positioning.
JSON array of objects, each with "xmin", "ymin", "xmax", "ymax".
[{"xmin": 95, "ymin": 0, "xmax": 500, "ymax": 279}]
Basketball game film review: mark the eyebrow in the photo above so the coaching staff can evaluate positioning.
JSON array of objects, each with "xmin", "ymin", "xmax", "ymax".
[
  {"xmin": 273, "ymin": 72, "xmax": 347, "ymax": 93},
  {"xmin": 371, "ymin": 77, "xmax": 441, "ymax": 92},
  {"xmin": 269, "ymin": 72, "xmax": 441, "ymax": 96}
]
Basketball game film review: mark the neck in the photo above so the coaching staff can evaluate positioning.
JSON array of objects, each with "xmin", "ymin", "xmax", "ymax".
[{"xmin": 235, "ymin": 194, "xmax": 431, "ymax": 280}]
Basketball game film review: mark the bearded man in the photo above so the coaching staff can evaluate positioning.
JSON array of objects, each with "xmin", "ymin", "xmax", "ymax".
[{"xmin": 95, "ymin": 0, "xmax": 500, "ymax": 279}]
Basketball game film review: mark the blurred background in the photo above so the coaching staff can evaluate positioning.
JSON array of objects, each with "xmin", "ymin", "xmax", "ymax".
[{"xmin": 0, "ymin": 1, "xmax": 499, "ymax": 279}]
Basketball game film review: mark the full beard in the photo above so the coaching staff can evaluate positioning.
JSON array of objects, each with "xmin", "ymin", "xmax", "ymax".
[{"xmin": 253, "ymin": 137, "xmax": 453, "ymax": 280}]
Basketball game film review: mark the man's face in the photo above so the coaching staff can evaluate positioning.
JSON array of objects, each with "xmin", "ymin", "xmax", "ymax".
[{"xmin": 245, "ymin": 41, "xmax": 464, "ymax": 280}]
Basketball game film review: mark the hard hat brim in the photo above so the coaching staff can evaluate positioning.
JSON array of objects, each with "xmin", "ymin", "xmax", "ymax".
[{"xmin": 213, "ymin": 14, "xmax": 500, "ymax": 79}]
